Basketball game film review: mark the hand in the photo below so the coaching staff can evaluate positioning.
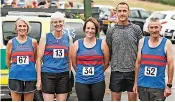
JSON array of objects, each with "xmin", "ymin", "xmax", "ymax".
[
  {"xmin": 133, "ymin": 83, "xmax": 138, "ymax": 93},
  {"xmin": 36, "ymin": 80, "xmax": 42, "ymax": 90},
  {"xmin": 164, "ymin": 87, "xmax": 171, "ymax": 97}
]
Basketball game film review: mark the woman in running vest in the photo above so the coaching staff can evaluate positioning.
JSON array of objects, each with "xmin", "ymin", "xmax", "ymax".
[
  {"xmin": 6, "ymin": 18, "xmax": 37, "ymax": 101},
  {"xmin": 72, "ymin": 17, "xmax": 110, "ymax": 101}
]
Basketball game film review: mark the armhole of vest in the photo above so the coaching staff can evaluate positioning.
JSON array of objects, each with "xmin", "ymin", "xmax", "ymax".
[
  {"xmin": 98, "ymin": 38, "xmax": 103, "ymax": 54},
  {"xmin": 77, "ymin": 39, "xmax": 81, "ymax": 52},
  {"xmin": 11, "ymin": 38, "xmax": 15, "ymax": 51},
  {"xmin": 163, "ymin": 37, "xmax": 167, "ymax": 56},
  {"xmin": 29, "ymin": 37, "xmax": 34, "ymax": 51},
  {"xmin": 141, "ymin": 37, "xmax": 147, "ymax": 53},
  {"xmin": 45, "ymin": 33, "xmax": 50, "ymax": 45}
]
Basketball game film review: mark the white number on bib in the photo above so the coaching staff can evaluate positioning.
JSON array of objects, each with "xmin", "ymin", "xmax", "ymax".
[
  {"xmin": 83, "ymin": 67, "xmax": 94, "ymax": 76},
  {"xmin": 144, "ymin": 66, "xmax": 157, "ymax": 77},
  {"xmin": 17, "ymin": 56, "xmax": 29, "ymax": 65},
  {"xmin": 53, "ymin": 49, "xmax": 64, "ymax": 58}
]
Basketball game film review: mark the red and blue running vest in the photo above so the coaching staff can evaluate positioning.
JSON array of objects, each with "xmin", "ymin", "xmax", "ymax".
[
  {"xmin": 76, "ymin": 38, "xmax": 104, "ymax": 84},
  {"xmin": 138, "ymin": 37, "xmax": 167, "ymax": 89},
  {"xmin": 9, "ymin": 37, "xmax": 36, "ymax": 81},
  {"xmin": 42, "ymin": 33, "xmax": 70, "ymax": 73}
]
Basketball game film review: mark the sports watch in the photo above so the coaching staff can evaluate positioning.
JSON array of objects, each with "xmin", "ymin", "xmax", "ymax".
[{"xmin": 167, "ymin": 84, "xmax": 172, "ymax": 88}]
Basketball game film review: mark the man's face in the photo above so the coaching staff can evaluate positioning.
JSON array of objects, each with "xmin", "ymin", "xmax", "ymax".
[
  {"xmin": 117, "ymin": 4, "xmax": 130, "ymax": 22},
  {"xmin": 148, "ymin": 21, "xmax": 161, "ymax": 38}
]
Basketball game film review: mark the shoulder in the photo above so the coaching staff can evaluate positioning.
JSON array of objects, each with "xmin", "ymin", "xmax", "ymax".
[
  {"xmin": 7, "ymin": 39, "xmax": 13, "ymax": 45},
  {"xmin": 165, "ymin": 38, "xmax": 172, "ymax": 46},
  {"xmin": 31, "ymin": 38, "xmax": 37, "ymax": 44}
]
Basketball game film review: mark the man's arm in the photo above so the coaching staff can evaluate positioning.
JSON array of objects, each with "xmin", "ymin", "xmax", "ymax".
[
  {"xmin": 166, "ymin": 40, "xmax": 174, "ymax": 85},
  {"xmin": 133, "ymin": 37, "xmax": 144, "ymax": 93},
  {"xmin": 134, "ymin": 37, "xmax": 144, "ymax": 84},
  {"xmin": 106, "ymin": 27, "xmax": 113, "ymax": 60}
]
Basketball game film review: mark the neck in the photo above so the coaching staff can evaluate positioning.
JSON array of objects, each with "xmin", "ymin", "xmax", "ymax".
[
  {"xmin": 118, "ymin": 20, "xmax": 129, "ymax": 26},
  {"xmin": 53, "ymin": 30, "xmax": 62, "ymax": 38},
  {"xmin": 17, "ymin": 35, "xmax": 27, "ymax": 40},
  {"xmin": 85, "ymin": 37, "xmax": 96, "ymax": 43},
  {"xmin": 149, "ymin": 36, "xmax": 161, "ymax": 43}
]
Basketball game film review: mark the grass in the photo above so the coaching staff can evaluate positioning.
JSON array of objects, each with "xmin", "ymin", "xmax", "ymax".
[{"xmin": 68, "ymin": 0, "xmax": 175, "ymax": 11}]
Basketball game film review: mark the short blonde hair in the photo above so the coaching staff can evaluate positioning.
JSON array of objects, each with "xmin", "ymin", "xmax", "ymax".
[{"xmin": 15, "ymin": 17, "xmax": 31, "ymax": 34}]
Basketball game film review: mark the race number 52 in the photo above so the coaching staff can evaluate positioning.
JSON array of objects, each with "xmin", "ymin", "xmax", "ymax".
[
  {"xmin": 53, "ymin": 49, "xmax": 64, "ymax": 58},
  {"xmin": 83, "ymin": 67, "xmax": 94, "ymax": 76},
  {"xmin": 17, "ymin": 56, "xmax": 29, "ymax": 65},
  {"xmin": 144, "ymin": 66, "xmax": 157, "ymax": 77}
]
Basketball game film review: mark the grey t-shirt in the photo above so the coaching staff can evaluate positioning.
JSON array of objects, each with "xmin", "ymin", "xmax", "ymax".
[{"xmin": 106, "ymin": 23, "xmax": 143, "ymax": 72}]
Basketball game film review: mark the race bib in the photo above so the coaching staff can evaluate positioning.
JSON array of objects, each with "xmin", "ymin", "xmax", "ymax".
[
  {"xmin": 83, "ymin": 67, "xmax": 94, "ymax": 76},
  {"xmin": 17, "ymin": 56, "xmax": 29, "ymax": 65},
  {"xmin": 53, "ymin": 49, "xmax": 64, "ymax": 58},
  {"xmin": 144, "ymin": 66, "xmax": 157, "ymax": 77}
]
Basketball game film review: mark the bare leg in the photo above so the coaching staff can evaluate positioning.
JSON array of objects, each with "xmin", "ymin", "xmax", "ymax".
[
  {"xmin": 128, "ymin": 92, "xmax": 137, "ymax": 101},
  {"xmin": 56, "ymin": 93, "xmax": 68, "ymax": 101},
  {"xmin": 42, "ymin": 93, "xmax": 55, "ymax": 101},
  {"xmin": 24, "ymin": 92, "xmax": 34, "ymax": 101},
  {"xmin": 111, "ymin": 92, "xmax": 122, "ymax": 101},
  {"xmin": 11, "ymin": 91, "xmax": 22, "ymax": 101}
]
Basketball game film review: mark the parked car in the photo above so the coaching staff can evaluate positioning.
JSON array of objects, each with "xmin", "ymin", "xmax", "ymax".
[
  {"xmin": 143, "ymin": 11, "xmax": 175, "ymax": 39},
  {"xmin": 0, "ymin": 14, "xmax": 84, "ymax": 100},
  {"xmin": 129, "ymin": 7, "xmax": 151, "ymax": 31},
  {"xmin": 95, "ymin": 5, "xmax": 151, "ymax": 34}
]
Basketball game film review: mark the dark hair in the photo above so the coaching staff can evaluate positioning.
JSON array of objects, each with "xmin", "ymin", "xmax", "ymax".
[
  {"xmin": 116, "ymin": 2, "xmax": 129, "ymax": 10},
  {"xmin": 83, "ymin": 17, "xmax": 100, "ymax": 35}
]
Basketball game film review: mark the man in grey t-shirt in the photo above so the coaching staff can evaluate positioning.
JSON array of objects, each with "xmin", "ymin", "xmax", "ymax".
[{"xmin": 106, "ymin": 2, "xmax": 143, "ymax": 101}]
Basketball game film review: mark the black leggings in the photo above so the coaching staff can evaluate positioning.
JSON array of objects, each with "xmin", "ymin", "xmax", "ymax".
[{"xmin": 75, "ymin": 81, "xmax": 105, "ymax": 101}]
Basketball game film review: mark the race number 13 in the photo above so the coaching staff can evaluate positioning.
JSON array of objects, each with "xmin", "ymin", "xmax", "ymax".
[
  {"xmin": 83, "ymin": 67, "xmax": 94, "ymax": 76},
  {"xmin": 17, "ymin": 56, "xmax": 29, "ymax": 65},
  {"xmin": 144, "ymin": 66, "xmax": 157, "ymax": 77},
  {"xmin": 53, "ymin": 49, "xmax": 64, "ymax": 58}
]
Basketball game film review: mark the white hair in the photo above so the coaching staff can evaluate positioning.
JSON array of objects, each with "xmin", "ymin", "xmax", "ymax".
[{"xmin": 51, "ymin": 11, "xmax": 65, "ymax": 21}]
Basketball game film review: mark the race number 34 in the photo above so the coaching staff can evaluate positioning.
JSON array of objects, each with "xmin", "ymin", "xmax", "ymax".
[
  {"xmin": 83, "ymin": 67, "xmax": 94, "ymax": 76},
  {"xmin": 144, "ymin": 66, "xmax": 157, "ymax": 77},
  {"xmin": 17, "ymin": 56, "xmax": 29, "ymax": 65},
  {"xmin": 53, "ymin": 49, "xmax": 64, "ymax": 58}
]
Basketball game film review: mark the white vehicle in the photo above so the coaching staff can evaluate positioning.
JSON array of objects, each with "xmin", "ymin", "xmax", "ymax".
[{"xmin": 143, "ymin": 11, "xmax": 175, "ymax": 40}]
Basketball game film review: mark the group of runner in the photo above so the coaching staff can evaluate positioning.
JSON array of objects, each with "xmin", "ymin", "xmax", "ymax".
[{"xmin": 6, "ymin": 2, "xmax": 174, "ymax": 101}]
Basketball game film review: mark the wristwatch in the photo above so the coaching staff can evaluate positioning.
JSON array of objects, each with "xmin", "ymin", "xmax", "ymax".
[{"xmin": 167, "ymin": 84, "xmax": 172, "ymax": 88}]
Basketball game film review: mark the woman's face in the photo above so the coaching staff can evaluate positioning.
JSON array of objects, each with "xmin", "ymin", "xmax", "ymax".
[
  {"xmin": 85, "ymin": 21, "xmax": 96, "ymax": 38},
  {"xmin": 16, "ymin": 20, "xmax": 28, "ymax": 36},
  {"xmin": 52, "ymin": 18, "xmax": 64, "ymax": 32}
]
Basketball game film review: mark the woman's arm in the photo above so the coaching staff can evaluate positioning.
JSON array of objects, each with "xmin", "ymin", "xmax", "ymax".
[
  {"xmin": 71, "ymin": 40, "xmax": 78, "ymax": 71},
  {"xmin": 6, "ymin": 40, "xmax": 12, "ymax": 69}
]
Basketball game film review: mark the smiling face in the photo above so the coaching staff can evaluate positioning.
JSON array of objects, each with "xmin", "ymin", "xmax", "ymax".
[
  {"xmin": 51, "ymin": 18, "xmax": 64, "ymax": 32},
  {"xmin": 148, "ymin": 21, "xmax": 161, "ymax": 38},
  {"xmin": 15, "ymin": 20, "xmax": 28, "ymax": 36},
  {"xmin": 85, "ymin": 21, "xmax": 96, "ymax": 38},
  {"xmin": 117, "ymin": 4, "xmax": 130, "ymax": 22}
]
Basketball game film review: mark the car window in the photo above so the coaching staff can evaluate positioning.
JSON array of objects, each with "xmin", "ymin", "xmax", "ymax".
[
  {"xmin": 50, "ymin": 22, "xmax": 84, "ymax": 42},
  {"xmin": 130, "ymin": 10, "xmax": 139, "ymax": 18},
  {"xmin": 140, "ymin": 10, "xmax": 150, "ymax": 19},
  {"xmin": 99, "ymin": 7, "xmax": 110, "ymax": 16},
  {"xmin": 171, "ymin": 14, "xmax": 175, "ymax": 20},
  {"xmin": 2, "ymin": 21, "xmax": 41, "ymax": 45},
  {"xmin": 151, "ymin": 13, "xmax": 166, "ymax": 20}
]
